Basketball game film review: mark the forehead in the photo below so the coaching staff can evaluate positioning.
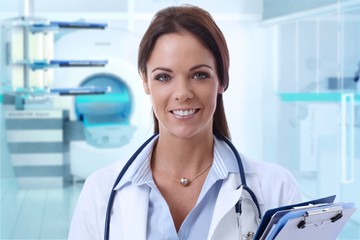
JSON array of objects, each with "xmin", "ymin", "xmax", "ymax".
[{"xmin": 147, "ymin": 32, "xmax": 215, "ymax": 67}]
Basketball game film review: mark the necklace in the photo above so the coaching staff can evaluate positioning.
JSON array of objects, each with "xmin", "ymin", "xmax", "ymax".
[{"xmin": 156, "ymin": 156, "xmax": 213, "ymax": 187}]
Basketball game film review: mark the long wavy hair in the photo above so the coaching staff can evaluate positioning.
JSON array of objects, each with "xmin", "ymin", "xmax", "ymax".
[{"xmin": 138, "ymin": 5, "xmax": 231, "ymax": 139}]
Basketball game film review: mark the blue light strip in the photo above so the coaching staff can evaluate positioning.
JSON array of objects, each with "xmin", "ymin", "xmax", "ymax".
[
  {"xmin": 278, "ymin": 93, "xmax": 360, "ymax": 102},
  {"xmin": 76, "ymin": 93, "xmax": 130, "ymax": 103}
]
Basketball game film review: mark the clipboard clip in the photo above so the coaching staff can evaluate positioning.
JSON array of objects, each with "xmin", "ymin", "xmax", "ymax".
[{"xmin": 297, "ymin": 206, "xmax": 343, "ymax": 229}]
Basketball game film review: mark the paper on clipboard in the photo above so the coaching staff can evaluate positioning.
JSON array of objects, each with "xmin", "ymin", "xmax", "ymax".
[
  {"xmin": 262, "ymin": 202, "xmax": 356, "ymax": 240},
  {"xmin": 273, "ymin": 206, "xmax": 356, "ymax": 240},
  {"xmin": 260, "ymin": 203, "xmax": 333, "ymax": 239}
]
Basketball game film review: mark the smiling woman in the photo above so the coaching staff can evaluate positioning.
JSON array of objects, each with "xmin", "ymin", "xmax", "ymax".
[
  {"xmin": 138, "ymin": 5, "xmax": 231, "ymax": 137},
  {"xmin": 143, "ymin": 32, "xmax": 223, "ymax": 140},
  {"xmin": 68, "ymin": 5, "xmax": 301, "ymax": 240}
]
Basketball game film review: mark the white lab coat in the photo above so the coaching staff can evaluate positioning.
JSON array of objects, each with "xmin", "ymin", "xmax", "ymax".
[{"xmin": 68, "ymin": 137, "xmax": 301, "ymax": 240}]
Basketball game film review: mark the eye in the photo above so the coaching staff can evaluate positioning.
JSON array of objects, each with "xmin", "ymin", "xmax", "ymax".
[
  {"xmin": 192, "ymin": 72, "xmax": 210, "ymax": 80},
  {"xmin": 154, "ymin": 73, "xmax": 171, "ymax": 82}
]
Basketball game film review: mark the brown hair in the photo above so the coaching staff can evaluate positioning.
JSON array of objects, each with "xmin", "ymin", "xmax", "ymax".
[{"xmin": 138, "ymin": 5, "xmax": 231, "ymax": 139}]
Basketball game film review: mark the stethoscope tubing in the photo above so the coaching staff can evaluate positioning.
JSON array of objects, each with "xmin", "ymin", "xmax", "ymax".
[
  {"xmin": 218, "ymin": 135, "xmax": 261, "ymax": 217},
  {"xmin": 104, "ymin": 133, "xmax": 261, "ymax": 240}
]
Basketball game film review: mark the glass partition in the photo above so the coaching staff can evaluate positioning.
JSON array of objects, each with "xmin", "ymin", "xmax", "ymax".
[{"xmin": 273, "ymin": 3, "xmax": 360, "ymax": 239}]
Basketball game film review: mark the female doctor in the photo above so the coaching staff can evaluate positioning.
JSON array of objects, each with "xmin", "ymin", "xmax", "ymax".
[{"xmin": 68, "ymin": 5, "xmax": 301, "ymax": 240}]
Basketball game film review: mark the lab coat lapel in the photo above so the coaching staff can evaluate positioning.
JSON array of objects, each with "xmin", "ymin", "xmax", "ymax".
[
  {"xmin": 113, "ymin": 184, "xmax": 150, "ymax": 239},
  {"xmin": 207, "ymin": 174, "xmax": 242, "ymax": 240}
]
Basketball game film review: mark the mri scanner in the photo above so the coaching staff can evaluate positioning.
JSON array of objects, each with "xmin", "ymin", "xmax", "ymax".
[
  {"xmin": 1, "ymin": 7, "xmax": 153, "ymax": 186},
  {"xmin": 52, "ymin": 25, "xmax": 152, "ymax": 180}
]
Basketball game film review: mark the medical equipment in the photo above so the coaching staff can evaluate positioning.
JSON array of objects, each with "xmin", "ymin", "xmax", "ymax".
[{"xmin": 103, "ymin": 133, "xmax": 262, "ymax": 240}]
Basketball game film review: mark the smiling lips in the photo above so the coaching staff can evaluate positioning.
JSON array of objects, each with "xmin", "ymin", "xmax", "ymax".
[{"xmin": 171, "ymin": 109, "xmax": 199, "ymax": 118}]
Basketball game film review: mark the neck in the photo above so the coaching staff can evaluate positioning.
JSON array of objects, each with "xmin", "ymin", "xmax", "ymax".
[{"xmin": 153, "ymin": 132, "xmax": 214, "ymax": 176}]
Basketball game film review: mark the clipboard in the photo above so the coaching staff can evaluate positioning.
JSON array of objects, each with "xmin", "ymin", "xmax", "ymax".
[
  {"xmin": 256, "ymin": 198, "xmax": 356, "ymax": 240},
  {"xmin": 254, "ymin": 195, "xmax": 336, "ymax": 239},
  {"xmin": 259, "ymin": 203, "xmax": 333, "ymax": 239},
  {"xmin": 267, "ymin": 203, "xmax": 356, "ymax": 240}
]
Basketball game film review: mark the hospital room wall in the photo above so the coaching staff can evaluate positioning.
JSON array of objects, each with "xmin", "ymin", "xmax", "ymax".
[{"xmin": 263, "ymin": 0, "xmax": 357, "ymax": 19}]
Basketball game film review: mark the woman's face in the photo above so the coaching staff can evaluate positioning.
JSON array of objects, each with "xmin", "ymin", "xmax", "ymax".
[{"xmin": 142, "ymin": 32, "xmax": 224, "ymax": 139}]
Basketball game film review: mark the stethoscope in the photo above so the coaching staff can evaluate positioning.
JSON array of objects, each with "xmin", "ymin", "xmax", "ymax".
[{"xmin": 104, "ymin": 133, "xmax": 261, "ymax": 240}]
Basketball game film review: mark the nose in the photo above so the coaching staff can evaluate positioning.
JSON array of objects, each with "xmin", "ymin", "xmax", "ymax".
[{"xmin": 174, "ymin": 78, "xmax": 193, "ymax": 101}]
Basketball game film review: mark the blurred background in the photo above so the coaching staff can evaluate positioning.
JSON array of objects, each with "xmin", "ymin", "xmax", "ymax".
[{"xmin": 0, "ymin": 0, "xmax": 359, "ymax": 239}]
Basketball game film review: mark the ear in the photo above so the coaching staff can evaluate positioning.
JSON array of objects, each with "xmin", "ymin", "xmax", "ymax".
[
  {"xmin": 217, "ymin": 85, "xmax": 225, "ymax": 94},
  {"xmin": 141, "ymin": 72, "xmax": 150, "ymax": 95}
]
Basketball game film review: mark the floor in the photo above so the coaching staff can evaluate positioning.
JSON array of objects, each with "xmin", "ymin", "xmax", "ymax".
[{"xmin": 1, "ymin": 178, "xmax": 83, "ymax": 240}]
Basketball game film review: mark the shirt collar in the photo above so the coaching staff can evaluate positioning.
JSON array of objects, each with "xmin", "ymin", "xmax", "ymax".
[{"xmin": 113, "ymin": 135, "xmax": 255, "ymax": 190}]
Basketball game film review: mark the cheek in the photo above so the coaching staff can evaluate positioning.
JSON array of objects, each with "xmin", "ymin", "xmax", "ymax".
[
  {"xmin": 210, "ymin": 94, "xmax": 218, "ymax": 111},
  {"xmin": 201, "ymin": 90, "xmax": 218, "ymax": 112}
]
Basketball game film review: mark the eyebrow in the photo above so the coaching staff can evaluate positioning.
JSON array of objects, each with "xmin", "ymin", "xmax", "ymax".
[
  {"xmin": 190, "ymin": 64, "xmax": 213, "ymax": 71},
  {"xmin": 151, "ymin": 64, "xmax": 213, "ymax": 73},
  {"xmin": 151, "ymin": 67, "xmax": 172, "ymax": 73}
]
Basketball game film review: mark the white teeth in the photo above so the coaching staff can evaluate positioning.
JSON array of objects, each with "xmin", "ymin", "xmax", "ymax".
[{"xmin": 173, "ymin": 109, "xmax": 196, "ymax": 117}]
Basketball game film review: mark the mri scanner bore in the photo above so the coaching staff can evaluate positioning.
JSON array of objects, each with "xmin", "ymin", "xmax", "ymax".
[{"xmin": 75, "ymin": 73, "xmax": 135, "ymax": 148}]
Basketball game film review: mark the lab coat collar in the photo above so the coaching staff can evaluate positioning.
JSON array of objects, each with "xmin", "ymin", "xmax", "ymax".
[
  {"xmin": 207, "ymin": 173, "xmax": 243, "ymax": 239},
  {"xmin": 207, "ymin": 172, "xmax": 265, "ymax": 240},
  {"xmin": 210, "ymin": 137, "xmax": 265, "ymax": 237},
  {"xmin": 111, "ymin": 181, "xmax": 150, "ymax": 239}
]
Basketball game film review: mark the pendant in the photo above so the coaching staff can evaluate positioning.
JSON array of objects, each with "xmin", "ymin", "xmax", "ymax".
[{"xmin": 180, "ymin": 177, "xmax": 190, "ymax": 187}]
